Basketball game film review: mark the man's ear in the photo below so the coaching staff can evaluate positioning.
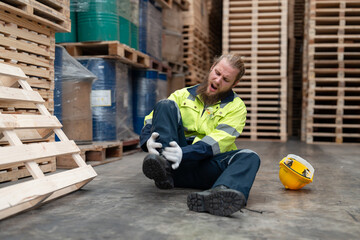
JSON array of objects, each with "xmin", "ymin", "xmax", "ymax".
[{"xmin": 232, "ymin": 79, "xmax": 240, "ymax": 87}]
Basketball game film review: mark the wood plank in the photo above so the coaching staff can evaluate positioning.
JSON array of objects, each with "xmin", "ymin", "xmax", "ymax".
[
  {"xmin": 0, "ymin": 18, "xmax": 50, "ymax": 46},
  {"xmin": 0, "ymin": 35, "xmax": 49, "ymax": 57},
  {"xmin": 0, "ymin": 141, "xmax": 79, "ymax": 167},
  {"xmin": 0, "ymin": 165, "xmax": 97, "ymax": 220},
  {"xmin": 0, "ymin": 62, "xmax": 28, "ymax": 80},
  {"xmin": 0, "ymin": 114, "xmax": 61, "ymax": 129},
  {"xmin": 0, "ymin": 86, "xmax": 44, "ymax": 103},
  {"xmin": 0, "ymin": 49, "xmax": 51, "ymax": 69}
]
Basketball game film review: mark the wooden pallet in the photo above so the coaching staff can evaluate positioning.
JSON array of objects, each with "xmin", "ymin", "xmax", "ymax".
[
  {"xmin": 122, "ymin": 138, "xmax": 141, "ymax": 156},
  {"xmin": 60, "ymin": 41, "xmax": 150, "ymax": 69},
  {"xmin": 182, "ymin": 24, "xmax": 210, "ymax": 86},
  {"xmin": 173, "ymin": 0, "xmax": 189, "ymax": 10},
  {"xmin": 182, "ymin": 0, "xmax": 209, "ymax": 31},
  {"xmin": 185, "ymin": 65, "xmax": 207, "ymax": 86},
  {"xmin": 163, "ymin": 61, "xmax": 188, "ymax": 74},
  {"xmin": 302, "ymin": 0, "xmax": 360, "ymax": 144},
  {"xmin": 149, "ymin": 58, "xmax": 172, "ymax": 77},
  {"xmin": 0, "ymin": 157, "xmax": 55, "ymax": 183},
  {"xmin": 223, "ymin": 0, "xmax": 288, "ymax": 141},
  {"xmin": 0, "ymin": 0, "xmax": 70, "ymax": 32},
  {"xmin": 57, "ymin": 141, "xmax": 123, "ymax": 169},
  {"xmin": 0, "ymin": 63, "xmax": 97, "ymax": 220},
  {"xmin": 0, "ymin": 9, "xmax": 55, "ymax": 84},
  {"xmin": 155, "ymin": 0, "xmax": 173, "ymax": 9}
]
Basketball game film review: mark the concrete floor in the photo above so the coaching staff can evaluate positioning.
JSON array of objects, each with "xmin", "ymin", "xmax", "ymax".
[{"xmin": 0, "ymin": 139, "xmax": 359, "ymax": 240}]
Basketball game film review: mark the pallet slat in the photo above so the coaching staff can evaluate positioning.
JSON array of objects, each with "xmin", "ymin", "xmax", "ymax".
[
  {"xmin": 0, "ymin": 141, "xmax": 79, "ymax": 167},
  {"xmin": 0, "ymin": 114, "xmax": 61, "ymax": 129}
]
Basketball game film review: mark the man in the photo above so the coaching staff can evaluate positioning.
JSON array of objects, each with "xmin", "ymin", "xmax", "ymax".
[{"xmin": 140, "ymin": 53, "xmax": 260, "ymax": 217}]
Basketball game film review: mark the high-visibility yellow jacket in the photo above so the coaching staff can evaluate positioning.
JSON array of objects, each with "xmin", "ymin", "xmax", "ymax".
[{"xmin": 141, "ymin": 85, "xmax": 247, "ymax": 161}]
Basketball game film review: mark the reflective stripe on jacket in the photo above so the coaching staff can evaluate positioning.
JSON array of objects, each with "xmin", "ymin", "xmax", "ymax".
[{"xmin": 143, "ymin": 84, "xmax": 247, "ymax": 161}]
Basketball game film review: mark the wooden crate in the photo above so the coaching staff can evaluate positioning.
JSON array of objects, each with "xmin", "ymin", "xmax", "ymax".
[
  {"xmin": 223, "ymin": 0, "xmax": 288, "ymax": 141},
  {"xmin": 302, "ymin": 0, "xmax": 360, "ymax": 144}
]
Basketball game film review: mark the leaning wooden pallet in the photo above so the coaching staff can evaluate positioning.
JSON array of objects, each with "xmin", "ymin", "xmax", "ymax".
[{"xmin": 0, "ymin": 63, "xmax": 97, "ymax": 220}]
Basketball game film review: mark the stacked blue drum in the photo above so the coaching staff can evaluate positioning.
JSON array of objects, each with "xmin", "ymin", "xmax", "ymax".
[
  {"xmin": 132, "ymin": 69, "xmax": 158, "ymax": 135},
  {"xmin": 78, "ymin": 58, "xmax": 117, "ymax": 141}
]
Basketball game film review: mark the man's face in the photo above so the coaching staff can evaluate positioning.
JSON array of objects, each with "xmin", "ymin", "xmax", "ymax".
[{"xmin": 206, "ymin": 58, "xmax": 240, "ymax": 96}]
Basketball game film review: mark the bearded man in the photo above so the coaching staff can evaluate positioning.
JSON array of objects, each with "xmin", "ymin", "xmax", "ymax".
[{"xmin": 139, "ymin": 53, "xmax": 261, "ymax": 217}]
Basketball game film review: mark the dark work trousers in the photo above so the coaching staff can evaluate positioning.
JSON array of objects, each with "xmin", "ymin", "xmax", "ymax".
[{"xmin": 150, "ymin": 99, "xmax": 260, "ymax": 200}]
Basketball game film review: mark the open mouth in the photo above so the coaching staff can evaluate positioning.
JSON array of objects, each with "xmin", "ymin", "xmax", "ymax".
[{"xmin": 210, "ymin": 83, "xmax": 218, "ymax": 92}]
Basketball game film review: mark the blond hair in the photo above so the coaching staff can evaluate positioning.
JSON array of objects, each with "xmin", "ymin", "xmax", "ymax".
[{"xmin": 213, "ymin": 53, "xmax": 245, "ymax": 82}]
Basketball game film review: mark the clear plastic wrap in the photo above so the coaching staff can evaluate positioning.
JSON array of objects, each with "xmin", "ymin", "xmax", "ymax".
[
  {"xmin": 130, "ymin": 0, "xmax": 140, "ymax": 49},
  {"xmin": 156, "ymin": 72, "xmax": 168, "ymax": 102},
  {"xmin": 55, "ymin": 46, "xmax": 97, "ymax": 144},
  {"xmin": 130, "ymin": 0, "xmax": 139, "ymax": 25},
  {"xmin": 76, "ymin": 0, "xmax": 117, "ymax": 14},
  {"xmin": 118, "ymin": 0, "xmax": 131, "ymax": 19},
  {"xmin": 78, "ymin": 58, "xmax": 138, "ymax": 142},
  {"xmin": 139, "ymin": 0, "xmax": 162, "ymax": 60},
  {"xmin": 115, "ymin": 61, "xmax": 138, "ymax": 141}
]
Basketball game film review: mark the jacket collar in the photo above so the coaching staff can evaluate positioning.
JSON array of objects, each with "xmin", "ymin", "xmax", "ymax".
[{"xmin": 187, "ymin": 84, "xmax": 235, "ymax": 105}]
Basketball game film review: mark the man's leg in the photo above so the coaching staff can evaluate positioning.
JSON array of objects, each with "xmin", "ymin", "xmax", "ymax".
[
  {"xmin": 185, "ymin": 149, "xmax": 260, "ymax": 216},
  {"xmin": 212, "ymin": 149, "xmax": 261, "ymax": 200},
  {"xmin": 142, "ymin": 99, "xmax": 187, "ymax": 189},
  {"xmin": 148, "ymin": 99, "xmax": 187, "ymax": 148}
]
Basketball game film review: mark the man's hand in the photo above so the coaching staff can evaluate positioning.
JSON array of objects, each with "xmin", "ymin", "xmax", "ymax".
[
  {"xmin": 163, "ymin": 141, "xmax": 182, "ymax": 170},
  {"xmin": 146, "ymin": 132, "xmax": 162, "ymax": 155}
]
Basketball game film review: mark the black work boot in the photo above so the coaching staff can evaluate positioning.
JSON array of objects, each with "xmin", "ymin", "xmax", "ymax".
[
  {"xmin": 187, "ymin": 185, "xmax": 246, "ymax": 216},
  {"xmin": 142, "ymin": 154, "xmax": 174, "ymax": 189}
]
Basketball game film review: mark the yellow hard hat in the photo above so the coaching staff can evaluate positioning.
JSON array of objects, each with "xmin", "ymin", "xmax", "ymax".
[{"xmin": 279, "ymin": 154, "xmax": 315, "ymax": 190}]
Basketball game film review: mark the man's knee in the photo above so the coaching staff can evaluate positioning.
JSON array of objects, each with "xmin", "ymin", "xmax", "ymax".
[
  {"xmin": 155, "ymin": 99, "xmax": 177, "ymax": 110},
  {"xmin": 154, "ymin": 99, "xmax": 181, "ymax": 123},
  {"xmin": 231, "ymin": 149, "xmax": 261, "ymax": 169}
]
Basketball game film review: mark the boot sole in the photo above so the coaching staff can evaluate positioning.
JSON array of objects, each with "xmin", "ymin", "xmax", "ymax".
[
  {"xmin": 142, "ymin": 154, "xmax": 167, "ymax": 182},
  {"xmin": 187, "ymin": 190, "xmax": 246, "ymax": 216}
]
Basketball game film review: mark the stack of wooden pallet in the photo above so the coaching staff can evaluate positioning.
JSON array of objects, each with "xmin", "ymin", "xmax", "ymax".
[
  {"xmin": 223, "ymin": 0, "xmax": 288, "ymax": 141},
  {"xmin": 0, "ymin": 0, "xmax": 70, "ymax": 182},
  {"xmin": 302, "ymin": 0, "xmax": 360, "ymax": 144},
  {"xmin": 182, "ymin": 0, "xmax": 210, "ymax": 86},
  {"xmin": 162, "ymin": 0, "xmax": 190, "ymax": 95}
]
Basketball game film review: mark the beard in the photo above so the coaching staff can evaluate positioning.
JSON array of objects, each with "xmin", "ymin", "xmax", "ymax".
[{"xmin": 196, "ymin": 74, "xmax": 233, "ymax": 106}]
